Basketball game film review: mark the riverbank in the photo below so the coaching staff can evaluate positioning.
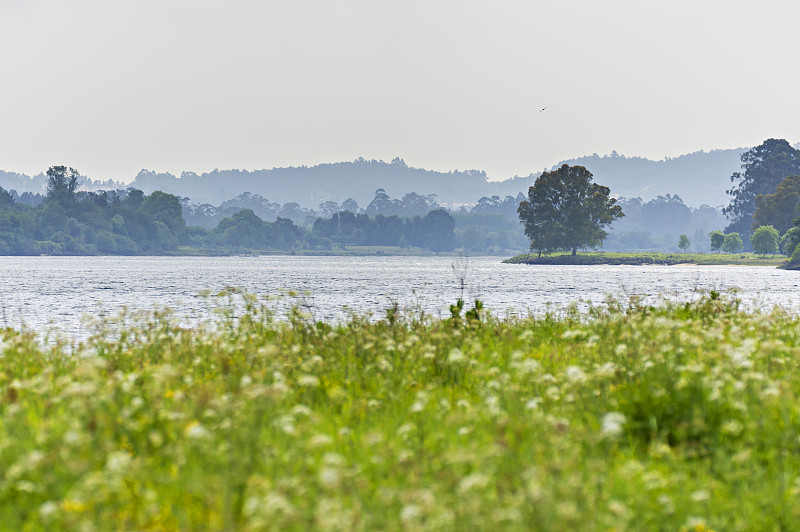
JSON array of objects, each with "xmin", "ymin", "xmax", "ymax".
[{"xmin": 504, "ymin": 251, "xmax": 789, "ymax": 267}]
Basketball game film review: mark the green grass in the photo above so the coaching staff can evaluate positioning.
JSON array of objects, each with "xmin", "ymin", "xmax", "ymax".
[
  {"xmin": 3, "ymin": 292, "xmax": 800, "ymax": 529},
  {"xmin": 504, "ymin": 250, "xmax": 789, "ymax": 267}
]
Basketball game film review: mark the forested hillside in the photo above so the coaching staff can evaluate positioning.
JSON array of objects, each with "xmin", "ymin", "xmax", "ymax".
[{"xmin": 0, "ymin": 147, "xmax": 755, "ymax": 209}]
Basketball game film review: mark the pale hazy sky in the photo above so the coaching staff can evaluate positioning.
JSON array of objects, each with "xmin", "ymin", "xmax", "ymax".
[{"xmin": 1, "ymin": 0, "xmax": 798, "ymax": 182}]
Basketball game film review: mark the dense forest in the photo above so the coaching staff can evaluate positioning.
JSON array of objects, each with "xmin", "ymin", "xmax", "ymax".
[
  {"xmin": 0, "ymin": 170, "xmax": 731, "ymax": 256},
  {"xmin": 0, "ymin": 168, "xmax": 466, "ymax": 255},
  {"xmin": 7, "ymin": 139, "xmax": 800, "ymax": 257}
]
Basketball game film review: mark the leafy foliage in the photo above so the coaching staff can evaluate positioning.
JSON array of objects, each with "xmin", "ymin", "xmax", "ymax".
[
  {"xmin": 311, "ymin": 209, "xmax": 457, "ymax": 251},
  {"xmin": 750, "ymin": 225, "xmax": 780, "ymax": 256},
  {"xmin": 709, "ymin": 230, "xmax": 725, "ymax": 253},
  {"xmin": 752, "ymin": 174, "xmax": 800, "ymax": 233},
  {"xmin": 0, "ymin": 170, "xmax": 191, "ymax": 255},
  {"xmin": 780, "ymin": 226, "xmax": 800, "ymax": 255},
  {"xmin": 722, "ymin": 232, "xmax": 744, "ymax": 253},
  {"xmin": 677, "ymin": 234, "xmax": 690, "ymax": 251},
  {"xmin": 518, "ymin": 165, "xmax": 623, "ymax": 256},
  {"xmin": 724, "ymin": 139, "xmax": 800, "ymax": 239}
]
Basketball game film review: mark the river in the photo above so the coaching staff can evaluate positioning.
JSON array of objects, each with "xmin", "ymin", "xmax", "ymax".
[{"xmin": 1, "ymin": 256, "xmax": 798, "ymax": 337}]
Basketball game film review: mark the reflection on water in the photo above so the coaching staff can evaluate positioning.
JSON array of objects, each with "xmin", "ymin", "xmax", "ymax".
[{"xmin": 1, "ymin": 255, "xmax": 799, "ymax": 337}]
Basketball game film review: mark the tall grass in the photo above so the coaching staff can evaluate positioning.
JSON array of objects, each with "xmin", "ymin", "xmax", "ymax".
[{"xmin": 1, "ymin": 291, "xmax": 799, "ymax": 530}]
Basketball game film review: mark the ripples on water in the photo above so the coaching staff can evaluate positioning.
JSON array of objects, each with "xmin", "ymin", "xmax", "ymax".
[{"xmin": 1, "ymin": 256, "xmax": 799, "ymax": 337}]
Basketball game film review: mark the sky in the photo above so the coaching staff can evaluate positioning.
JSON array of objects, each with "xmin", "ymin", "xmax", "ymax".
[{"xmin": 1, "ymin": 0, "xmax": 798, "ymax": 183}]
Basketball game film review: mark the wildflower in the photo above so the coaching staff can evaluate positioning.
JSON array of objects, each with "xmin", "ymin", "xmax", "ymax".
[
  {"xmin": 105, "ymin": 451, "xmax": 132, "ymax": 472},
  {"xmin": 447, "ymin": 348, "xmax": 466, "ymax": 364},
  {"xmin": 308, "ymin": 434, "xmax": 334, "ymax": 448},
  {"xmin": 39, "ymin": 501, "xmax": 59, "ymax": 521},
  {"xmin": 291, "ymin": 404, "xmax": 312, "ymax": 417},
  {"xmin": 658, "ymin": 494, "xmax": 675, "ymax": 514},
  {"xmin": 61, "ymin": 500, "xmax": 87, "ymax": 513},
  {"xmin": 184, "ymin": 421, "xmax": 210, "ymax": 440},
  {"xmin": 608, "ymin": 499, "xmax": 631, "ymax": 519},
  {"xmin": 400, "ymin": 504, "xmax": 423, "ymax": 525},
  {"xmin": 457, "ymin": 472, "xmax": 490, "ymax": 493},
  {"xmin": 318, "ymin": 468, "xmax": 341, "ymax": 490},
  {"xmin": 600, "ymin": 412, "xmax": 626, "ymax": 437},
  {"xmin": 682, "ymin": 517, "xmax": 713, "ymax": 532},
  {"xmin": 565, "ymin": 365, "xmax": 586, "ymax": 383},
  {"xmin": 297, "ymin": 374, "xmax": 320, "ymax": 387},
  {"xmin": 525, "ymin": 397, "xmax": 542, "ymax": 410},
  {"xmin": 721, "ymin": 420, "xmax": 743, "ymax": 436}
]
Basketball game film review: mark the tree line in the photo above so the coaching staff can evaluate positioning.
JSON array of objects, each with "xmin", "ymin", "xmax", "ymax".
[
  {"xmin": 0, "ymin": 167, "xmax": 470, "ymax": 255},
  {"xmin": 513, "ymin": 139, "xmax": 800, "ymax": 259}
]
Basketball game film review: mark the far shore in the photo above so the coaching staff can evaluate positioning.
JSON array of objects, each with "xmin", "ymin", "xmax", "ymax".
[{"xmin": 504, "ymin": 251, "xmax": 790, "ymax": 268}]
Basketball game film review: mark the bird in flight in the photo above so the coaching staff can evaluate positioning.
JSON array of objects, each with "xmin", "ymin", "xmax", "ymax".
[{"xmin": 540, "ymin": 107, "xmax": 548, "ymax": 112}]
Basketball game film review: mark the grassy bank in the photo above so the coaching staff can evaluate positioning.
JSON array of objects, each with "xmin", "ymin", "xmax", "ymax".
[
  {"xmin": 504, "ymin": 251, "xmax": 788, "ymax": 267},
  {"xmin": 2, "ymin": 294, "xmax": 800, "ymax": 529}
]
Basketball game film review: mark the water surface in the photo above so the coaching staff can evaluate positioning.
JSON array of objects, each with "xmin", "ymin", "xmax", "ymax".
[{"xmin": 1, "ymin": 256, "xmax": 798, "ymax": 337}]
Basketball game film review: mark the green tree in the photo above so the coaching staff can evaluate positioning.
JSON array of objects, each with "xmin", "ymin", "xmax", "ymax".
[
  {"xmin": 722, "ymin": 232, "xmax": 744, "ymax": 253},
  {"xmin": 780, "ymin": 226, "xmax": 800, "ymax": 255},
  {"xmin": 138, "ymin": 191, "xmax": 187, "ymax": 246},
  {"xmin": 724, "ymin": 139, "xmax": 800, "ymax": 240},
  {"xmin": 518, "ymin": 164, "xmax": 623, "ymax": 256},
  {"xmin": 709, "ymin": 230, "xmax": 725, "ymax": 253},
  {"xmin": 678, "ymin": 234, "xmax": 690, "ymax": 251},
  {"xmin": 0, "ymin": 186, "xmax": 13, "ymax": 209},
  {"xmin": 419, "ymin": 209, "xmax": 456, "ymax": 252},
  {"xmin": 45, "ymin": 166, "xmax": 80, "ymax": 206},
  {"xmin": 213, "ymin": 208, "xmax": 266, "ymax": 249},
  {"xmin": 750, "ymin": 225, "xmax": 779, "ymax": 256},
  {"xmin": 752, "ymin": 174, "xmax": 800, "ymax": 234}
]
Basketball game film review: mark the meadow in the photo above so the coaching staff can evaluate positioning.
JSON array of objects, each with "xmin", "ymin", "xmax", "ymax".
[{"xmin": 1, "ymin": 290, "xmax": 799, "ymax": 530}]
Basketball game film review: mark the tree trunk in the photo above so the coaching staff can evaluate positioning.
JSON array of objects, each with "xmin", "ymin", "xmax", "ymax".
[{"xmin": 572, "ymin": 247, "xmax": 577, "ymax": 256}]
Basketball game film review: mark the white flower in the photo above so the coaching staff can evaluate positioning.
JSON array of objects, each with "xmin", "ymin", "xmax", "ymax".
[
  {"xmin": 318, "ymin": 468, "xmax": 341, "ymax": 490},
  {"xmin": 410, "ymin": 401, "xmax": 425, "ymax": 413},
  {"xmin": 39, "ymin": 501, "xmax": 59, "ymax": 521},
  {"xmin": 308, "ymin": 434, "xmax": 334, "ymax": 448},
  {"xmin": 105, "ymin": 451, "xmax": 132, "ymax": 472},
  {"xmin": 565, "ymin": 365, "xmax": 586, "ymax": 383},
  {"xmin": 525, "ymin": 398, "xmax": 542, "ymax": 410},
  {"xmin": 297, "ymin": 374, "xmax": 320, "ymax": 387},
  {"xmin": 447, "ymin": 348, "xmax": 466, "ymax": 364},
  {"xmin": 457, "ymin": 472, "xmax": 490, "ymax": 493},
  {"xmin": 601, "ymin": 412, "xmax": 627, "ymax": 437},
  {"xmin": 184, "ymin": 421, "xmax": 210, "ymax": 440}
]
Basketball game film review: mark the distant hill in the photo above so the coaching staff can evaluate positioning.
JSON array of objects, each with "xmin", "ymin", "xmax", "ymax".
[
  {"xmin": 0, "ymin": 147, "xmax": 765, "ymax": 208},
  {"xmin": 123, "ymin": 150, "xmax": 745, "ymax": 208},
  {"xmin": 126, "ymin": 158, "xmax": 532, "ymax": 208},
  {"xmin": 555, "ymin": 149, "xmax": 746, "ymax": 207},
  {"xmin": 0, "ymin": 170, "xmax": 46, "ymax": 194}
]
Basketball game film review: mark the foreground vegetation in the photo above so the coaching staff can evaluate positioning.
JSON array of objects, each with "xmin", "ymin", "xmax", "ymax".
[
  {"xmin": 3, "ymin": 293, "xmax": 800, "ymax": 529},
  {"xmin": 504, "ymin": 251, "xmax": 788, "ymax": 267}
]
